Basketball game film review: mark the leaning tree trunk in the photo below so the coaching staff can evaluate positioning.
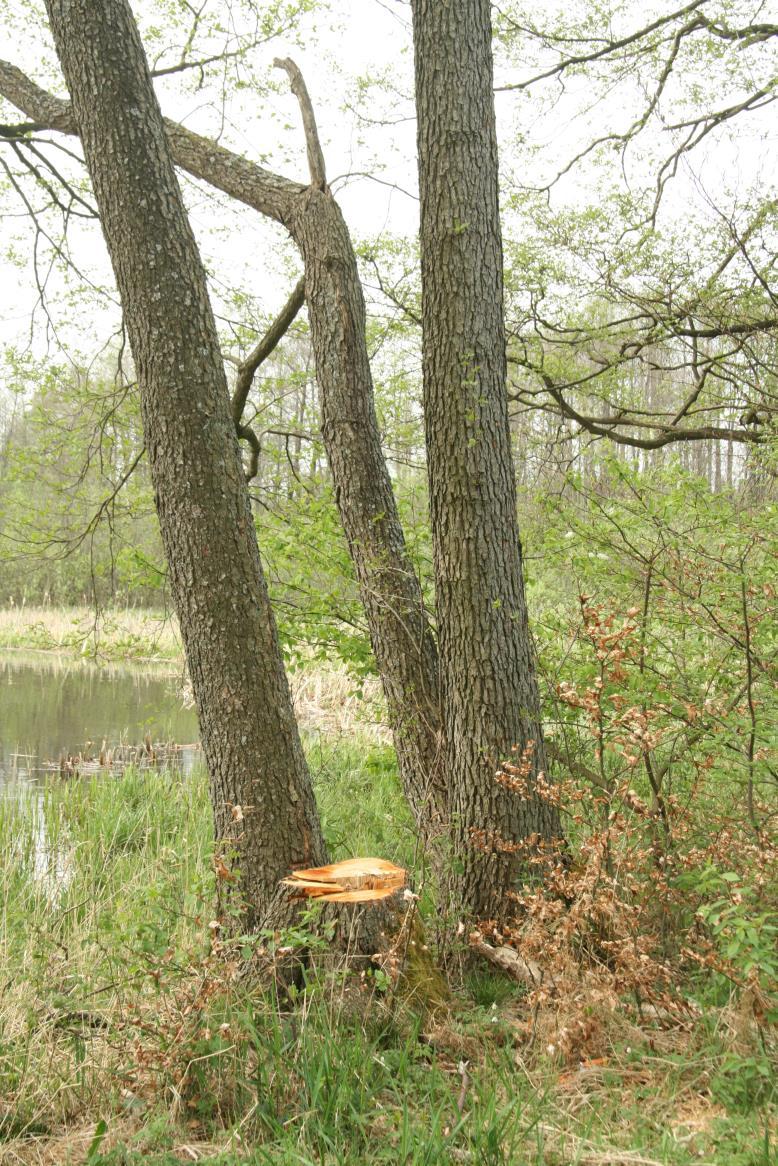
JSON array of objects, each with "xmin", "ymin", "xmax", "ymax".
[
  {"xmin": 289, "ymin": 191, "xmax": 446, "ymax": 833},
  {"xmin": 0, "ymin": 51, "xmax": 447, "ymax": 837},
  {"xmin": 43, "ymin": 0, "xmax": 327, "ymax": 931},
  {"xmin": 412, "ymin": 0, "xmax": 561, "ymax": 920}
]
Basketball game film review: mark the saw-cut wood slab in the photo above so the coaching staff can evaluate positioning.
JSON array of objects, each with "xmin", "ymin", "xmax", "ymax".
[{"xmin": 282, "ymin": 857, "xmax": 406, "ymax": 902}]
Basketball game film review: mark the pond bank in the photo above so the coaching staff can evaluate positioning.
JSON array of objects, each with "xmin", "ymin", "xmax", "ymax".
[{"xmin": 0, "ymin": 606, "xmax": 182, "ymax": 662}]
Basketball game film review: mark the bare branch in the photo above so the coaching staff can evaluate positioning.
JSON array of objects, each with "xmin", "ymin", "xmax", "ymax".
[
  {"xmin": 495, "ymin": 0, "xmax": 709, "ymax": 92},
  {"xmin": 363, "ymin": 254, "xmax": 421, "ymax": 327},
  {"xmin": 273, "ymin": 56, "xmax": 327, "ymax": 190},
  {"xmin": 498, "ymin": 5, "xmax": 776, "ymax": 224},
  {"xmin": 231, "ymin": 277, "xmax": 306, "ymax": 428},
  {"xmin": 0, "ymin": 56, "xmax": 305, "ymax": 224},
  {"xmin": 699, "ymin": 16, "xmax": 778, "ymax": 46},
  {"xmin": 0, "ymin": 121, "xmax": 41, "ymax": 139},
  {"xmin": 230, "ymin": 275, "xmax": 306, "ymax": 481},
  {"xmin": 151, "ymin": 37, "xmax": 270, "ymax": 80},
  {"xmin": 510, "ymin": 370, "xmax": 768, "ymax": 450},
  {"xmin": 0, "ymin": 60, "xmax": 74, "ymax": 132},
  {"xmin": 9, "ymin": 138, "xmax": 96, "ymax": 218}
]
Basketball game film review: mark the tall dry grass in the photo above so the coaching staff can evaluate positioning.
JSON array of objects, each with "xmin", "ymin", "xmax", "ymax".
[{"xmin": 0, "ymin": 605, "xmax": 181, "ymax": 660}]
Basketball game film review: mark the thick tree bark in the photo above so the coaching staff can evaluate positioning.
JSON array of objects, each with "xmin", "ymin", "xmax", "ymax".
[
  {"xmin": 42, "ymin": 0, "xmax": 327, "ymax": 930},
  {"xmin": 411, "ymin": 0, "xmax": 561, "ymax": 919},
  {"xmin": 0, "ymin": 56, "xmax": 447, "ymax": 836}
]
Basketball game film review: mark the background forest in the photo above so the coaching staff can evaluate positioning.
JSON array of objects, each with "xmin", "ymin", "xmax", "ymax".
[{"xmin": 0, "ymin": 0, "xmax": 775, "ymax": 1163}]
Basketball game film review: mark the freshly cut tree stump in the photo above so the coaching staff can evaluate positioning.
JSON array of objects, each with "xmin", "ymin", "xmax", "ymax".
[
  {"xmin": 282, "ymin": 857, "xmax": 406, "ymax": 903},
  {"xmin": 282, "ymin": 858, "xmax": 451, "ymax": 1014}
]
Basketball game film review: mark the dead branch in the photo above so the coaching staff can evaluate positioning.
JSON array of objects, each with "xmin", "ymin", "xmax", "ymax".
[
  {"xmin": 273, "ymin": 56, "xmax": 327, "ymax": 191},
  {"xmin": 471, "ymin": 939, "xmax": 544, "ymax": 987}
]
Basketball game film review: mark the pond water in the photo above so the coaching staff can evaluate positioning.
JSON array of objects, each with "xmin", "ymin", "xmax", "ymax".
[{"xmin": 0, "ymin": 651, "xmax": 200, "ymax": 790}]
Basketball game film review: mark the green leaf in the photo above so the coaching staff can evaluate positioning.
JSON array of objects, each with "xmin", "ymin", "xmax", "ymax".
[{"xmin": 85, "ymin": 1119, "xmax": 107, "ymax": 1163}]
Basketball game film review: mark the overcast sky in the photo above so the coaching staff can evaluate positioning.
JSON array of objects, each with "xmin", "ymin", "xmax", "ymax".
[
  {"xmin": 0, "ymin": 1, "xmax": 417, "ymax": 370},
  {"xmin": 0, "ymin": 0, "xmax": 775, "ymax": 403}
]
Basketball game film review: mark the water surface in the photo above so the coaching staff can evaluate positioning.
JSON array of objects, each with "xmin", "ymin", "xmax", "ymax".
[{"xmin": 0, "ymin": 651, "xmax": 199, "ymax": 789}]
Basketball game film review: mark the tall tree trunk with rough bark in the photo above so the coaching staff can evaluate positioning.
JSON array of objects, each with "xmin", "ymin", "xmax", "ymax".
[
  {"xmin": 411, "ymin": 0, "xmax": 561, "ymax": 920},
  {"xmin": 262, "ymin": 59, "xmax": 448, "ymax": 834},
  {"xmin": 43, "ymin": 0, "xmax": 327, "ymax": 931}
]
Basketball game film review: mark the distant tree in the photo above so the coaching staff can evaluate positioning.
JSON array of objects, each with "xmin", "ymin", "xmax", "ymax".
[{"xmin": 0, "ymin": 361, "xmax": 163, "ymax": 606}]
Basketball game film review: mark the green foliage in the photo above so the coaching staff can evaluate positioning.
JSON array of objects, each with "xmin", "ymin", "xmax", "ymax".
[
  {"xmin": 525, "ymin": 460, "xmax": 776, "ymax": 827},
  {"xmin": 309, "ymin": 737, "xmax": 416, "ymax": 868},
  {"xmin": 259, "ymin": 472, "xmax": 433, "ymax": 677},
  {"xmin": 710, "ymin": 1052, "xmax": 777, "ymax": 1115},
  {"xmin": 259, "ymin": 483, "xmax": 373, "ymax": 673},
  {"xmin": 1, "ymin": 732, "xmax": 775, "ymax": 1163},
  {"xmin": 0, "ymin": 354, "xmax": 161, "ymax": 606}
]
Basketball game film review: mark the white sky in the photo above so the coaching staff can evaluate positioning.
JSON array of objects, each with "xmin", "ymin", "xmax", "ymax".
[{"xmin": 0, "ymin": 0, "xmax": 776, "ymax": 399}]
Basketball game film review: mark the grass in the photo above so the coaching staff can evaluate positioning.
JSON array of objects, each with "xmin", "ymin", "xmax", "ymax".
[
  {"xmin": 0, "ymin": 606, "xmax": 182, "ymax": 662},
  {"xmin": 1, "ymin": 748, "xmax": 774, "ymax": 1166}
]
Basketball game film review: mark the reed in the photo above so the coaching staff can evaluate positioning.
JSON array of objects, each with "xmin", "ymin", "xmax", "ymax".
[{"xmin": 0, "ymin": 605, "xmax": 181, "ymax": 660}]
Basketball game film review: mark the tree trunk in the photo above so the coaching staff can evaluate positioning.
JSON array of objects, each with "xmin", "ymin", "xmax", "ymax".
[
  {"xmin": 43, "ymin": 0, "xmax": 327, "ymax": 931},
  {"xmin": 168, "ymin": 96, "xmax": 448, "ymax": 834},
  {"xmin": 288, "ymin": 192, "xmax": 446, "ymax": 832},
  {"xmin": 412, "ymin": 0, "xmax": 561, "ymax": 920}
]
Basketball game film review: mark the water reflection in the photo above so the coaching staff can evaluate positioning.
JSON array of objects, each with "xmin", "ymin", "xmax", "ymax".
[{"xmin": 0, "ymin": 651, "xmax": 200, "ymax": 788}]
